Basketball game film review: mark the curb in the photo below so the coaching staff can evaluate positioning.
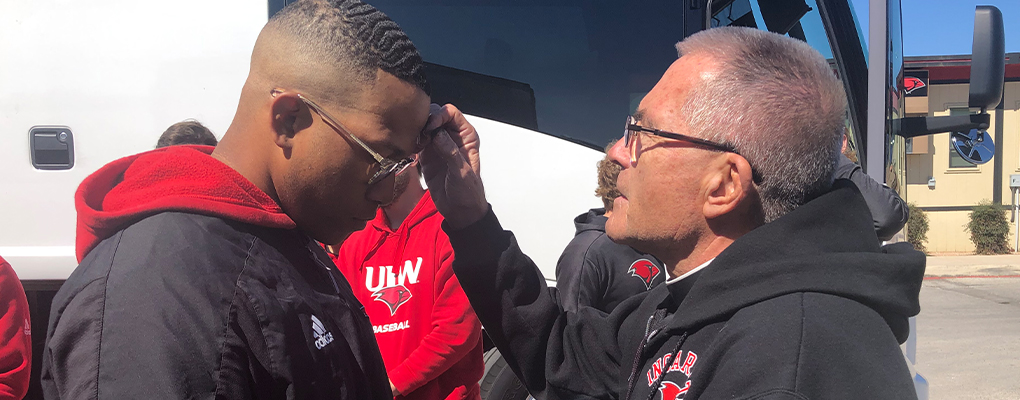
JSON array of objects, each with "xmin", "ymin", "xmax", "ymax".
[
  {"xmin": 923, "ymin": 274, "xmax": 1020, "ymax": 280},
  {"xmin": 923, "ymin": 263, "xmax": 1020, "ymax": 279}
]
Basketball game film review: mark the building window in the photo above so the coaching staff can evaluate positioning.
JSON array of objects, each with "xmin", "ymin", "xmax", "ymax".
[{"xmin": 949, "ymin": 108, "xmax": 977, "ymax": 168}]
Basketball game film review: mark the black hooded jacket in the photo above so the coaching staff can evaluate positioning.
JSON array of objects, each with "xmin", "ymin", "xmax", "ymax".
[
  {"xmin": 835, "ymin": 154, "xmax": 908, "ymax": 241},
  {"xmin": 448, "ymin": 180, "xmax": 925, "ymax": 400},
  {"xmin": 555, "ymin": 208, "xmax": 666, "ymax": 313},
  {"xmin": 42, "ymin": 147, "xmax": 391, "ymax": 400}
]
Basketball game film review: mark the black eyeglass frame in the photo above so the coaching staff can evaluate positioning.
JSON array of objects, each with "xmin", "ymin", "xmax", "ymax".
[{"xmin": 623, "ymin": 115, "xmax": 762, "ymax": 184}]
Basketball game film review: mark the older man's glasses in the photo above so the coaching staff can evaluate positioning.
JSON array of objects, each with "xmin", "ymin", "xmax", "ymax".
[
  {"xmin": 283, "ymin": 91, "xmax": 421, "ymax": 186},
  {"xmin": 624, "ymin": 115, "xmax": 738, "ymax": 159},
  {"xmin": 623, "ymin": 116, "xmax": 762, "ymax": 183}
]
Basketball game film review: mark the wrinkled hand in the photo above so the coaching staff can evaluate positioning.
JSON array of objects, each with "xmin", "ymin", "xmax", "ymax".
[{"xmin": 420, "ymin": 104, "xmax": 487, "ymax": 230}]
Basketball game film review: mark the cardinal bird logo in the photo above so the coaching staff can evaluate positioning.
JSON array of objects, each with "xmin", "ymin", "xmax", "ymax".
[
  {"xmin": 372, "ymin": 285, "xmax": 413, "ymax": 316},
  {"xmin": 628, "ymin": 259, "xmax": 661, "ymax": 290},
  {"xmin": 658, "ymin": 381, "xmax": 684, "ymax": 400},
  {"xmin": 904, "ymin": 76, "xmax": 926, "ymax": 94}
]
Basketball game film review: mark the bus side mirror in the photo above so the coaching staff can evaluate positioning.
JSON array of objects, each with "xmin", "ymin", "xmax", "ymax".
[
  {"xmin": 969, "ymin": 5, "xmax": 1005, "ymax": 111},
  {"xmin": 897, "ymin": 5, "xmax": 1004, "ymax": 142}
]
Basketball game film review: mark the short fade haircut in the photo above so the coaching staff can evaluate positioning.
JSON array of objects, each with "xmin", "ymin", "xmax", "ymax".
[
  {"xmin": 676, "ymin": 27, "xmax": 846, "ymax": 222},
  {"xmin": 267, "ymin": 0, "xmax": 428, "ymax": 94},
  {"xmin": 596, "ymin": 140, "xmax": 622, "ymax": 211},
  {"xmin": 156, "ymin": 120, "xmax": 218, "ymax": 148}
]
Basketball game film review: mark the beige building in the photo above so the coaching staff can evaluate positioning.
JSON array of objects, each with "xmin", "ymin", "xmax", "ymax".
[{"xmin": 903, "ymin": 53, "xmax": 1020, "ymax": 253}]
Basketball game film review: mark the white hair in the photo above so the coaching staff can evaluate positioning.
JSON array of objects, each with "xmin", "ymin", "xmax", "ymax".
[{"xmin": 676, "ymin": 27, "xmax": 846, "ymax": 222}]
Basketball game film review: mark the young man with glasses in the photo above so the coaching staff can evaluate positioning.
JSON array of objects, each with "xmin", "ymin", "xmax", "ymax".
[
  {"xmin": 42, "ymin": 1, "xmax": 429, "ymax": 399},
  {"xmin": 420, "ymin": 27, "xmax": 923, "ymax": 400}
]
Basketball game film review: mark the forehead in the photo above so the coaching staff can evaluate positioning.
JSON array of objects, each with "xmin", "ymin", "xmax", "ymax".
[
  {"xmin": 346, "ymin": 72, "xmax": 431, "ymax": 157},
  {"xmin": 636, "ymin": 53, "xmax": 715, "ymax": 129}
]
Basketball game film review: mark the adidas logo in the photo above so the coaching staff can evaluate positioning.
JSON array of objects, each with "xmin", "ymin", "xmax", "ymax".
[{"xmin": 311, "ymin": 315, "xmax": 334, "ymax": 350}]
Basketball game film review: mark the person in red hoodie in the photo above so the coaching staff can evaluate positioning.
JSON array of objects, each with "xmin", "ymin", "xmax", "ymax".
[
  {"xmin": 0, "ymin": 256, "xmax": 30, "ymax": 400},
  {"xmin": 328, "ymin": 160, "xmax": 484, "ymax": 400}
]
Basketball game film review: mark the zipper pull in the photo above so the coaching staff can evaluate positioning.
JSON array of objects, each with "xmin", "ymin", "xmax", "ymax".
[{"xmin": 305, "ymin": 244, "xmax": 342, "ymax": 296}]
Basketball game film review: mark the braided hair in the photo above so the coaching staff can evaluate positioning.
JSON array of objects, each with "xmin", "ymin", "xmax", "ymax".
[{"xmin": 268, "ymin": 0, "xmax": 429, "ymax": 94}]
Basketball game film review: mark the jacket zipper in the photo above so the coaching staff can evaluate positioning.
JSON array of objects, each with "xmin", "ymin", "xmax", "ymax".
[
  {"xmin": 306, "ymin": 245, "xmax": 341, "ymax": 296},
  {"xmin": 306, "ymin": 243, "xmax": 372, "ymax": 319}
]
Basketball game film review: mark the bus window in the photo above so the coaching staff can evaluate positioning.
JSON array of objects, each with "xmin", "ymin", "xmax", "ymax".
[
  {"xmin": 711, "ymin": 0, "xmax": 835, "ymax": 63},
  {"xmin": 711, "ymin": 0, "xmax": 758, "ymax": 29},
  {"xmin": 711, "ymin": 0, "xmax": 876, "ymax": 173},
  {"xmin": 370, "ymin": 1, "xmax": 688, "ymax": 149}
]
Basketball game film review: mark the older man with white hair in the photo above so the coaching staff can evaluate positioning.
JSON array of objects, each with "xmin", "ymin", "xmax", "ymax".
[{"xmin": 420, "ymin": 27, "xmax": 924, "ymax": 400}]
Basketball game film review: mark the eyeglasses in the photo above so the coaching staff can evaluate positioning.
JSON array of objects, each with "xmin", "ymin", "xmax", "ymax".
[
  {"xmin": 278, "ymin": 90, "xmax": 419, "ymax": 186},
  {"xmin": 623, "ymin": 115, "xmax": 762, "ymax": 183}
]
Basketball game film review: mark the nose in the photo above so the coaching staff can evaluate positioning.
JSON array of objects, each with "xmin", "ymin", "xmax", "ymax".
[{"xmin": 608, "ymin": 137, "xmax": 632, "ymax": 168}]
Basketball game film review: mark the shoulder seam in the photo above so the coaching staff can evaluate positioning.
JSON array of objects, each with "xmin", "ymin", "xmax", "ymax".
[
  {"xmin": 579, "ymin": 231, "xmax": 604, "ymax": 261},
  {"xmin": 95, "ymin": 230, "xmax": 126, "ymax": 400},
  {"xmin": 795, "ymin": 292, "xmax": 806, "ymax": 393},
  {"xmin": 573, "ymin": 232, "xmax": 609, "ymax": 307},
  {"xmin": 214, "ymin": 234, "xmax": 274, "ymax": 397},
  {"xmin": 242, "ymin": 236, "xmax": 277, "ymax": 374}
]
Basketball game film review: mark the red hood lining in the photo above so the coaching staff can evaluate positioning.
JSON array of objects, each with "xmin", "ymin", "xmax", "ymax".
[{"xmin": 74, "ymin": 145, "xmax": 295, "ymax": 261}]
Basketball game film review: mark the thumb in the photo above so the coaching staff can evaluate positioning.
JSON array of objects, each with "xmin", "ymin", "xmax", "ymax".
[{"xmin": 419, "ymin": 136, "xmax": 445, "ymax": 186}]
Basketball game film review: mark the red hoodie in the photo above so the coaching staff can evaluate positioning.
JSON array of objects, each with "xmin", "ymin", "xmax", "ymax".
[
  {"xmin": 74, "ymin": 145, "xmax": 295, "ymax": 261},
  {"xmin": 331, "ymin": 191, "xmax": 483, "ymax": 400},
  {"xmin": 0, "ymin": 256, "xmax": 31, "ymax": 400}
]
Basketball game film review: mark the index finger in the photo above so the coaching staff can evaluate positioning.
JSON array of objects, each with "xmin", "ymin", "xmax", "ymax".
[
  {"xmin": 424, "ymin": 103, "xmax": 449, "ymax": 133},
  {"xmin": 424, "ymin": 104, "xmax": 472, "ymax": 147},
  {"xmin": 415, "ymin": 104, "xmax": 443, "ymax": 148}
]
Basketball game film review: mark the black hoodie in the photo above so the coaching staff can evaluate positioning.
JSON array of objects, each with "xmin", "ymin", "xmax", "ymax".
[
  {"xmin": 834, "ymin": 154, "xmax": 909, "ymax": 241},
  {"xmin": 43, "ymin": 146, "xmax": 391, "ymax": 400},
  {"xmin": 448, "ymin": 180, "xmax": 925, "ymax": 400},
  {"xmin": 555, "ymin": 208, "xmax": 666, "ymax": 313}
]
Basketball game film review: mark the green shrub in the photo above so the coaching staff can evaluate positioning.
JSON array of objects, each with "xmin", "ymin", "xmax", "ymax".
[
  {"xmin": 906, "ymin": 203, "xmax": 928, "ymax": 254},
  {"xmin": 966, "ymin": 200, "xmax": 1013, "ymax": 255}
]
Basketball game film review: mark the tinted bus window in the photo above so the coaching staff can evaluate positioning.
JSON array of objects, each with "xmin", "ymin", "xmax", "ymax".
[
  {"xmin": 372, "ymin": 1, "xmax": 687, "ymax": 149},
  {"xmin": 711, "ymin": 0, "xmax": 871, "ymax": 157},
  {"xmin": 711, "ymin": 0, "xmax": 835, "ymax": 65}
]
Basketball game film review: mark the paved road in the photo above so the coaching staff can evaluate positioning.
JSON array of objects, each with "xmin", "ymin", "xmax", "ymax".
[{"xmin": 917, "ymin": 276, "xmax": 1020, "ymax": 399}]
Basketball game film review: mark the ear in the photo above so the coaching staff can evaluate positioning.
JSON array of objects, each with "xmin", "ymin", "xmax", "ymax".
[
  {"xmin": 702, "ymin": 153, "xmax": 754, "ymax": 219},
  {"xmin": 269, "ymin": 91, "xmax": 305, "ymax": 150}
]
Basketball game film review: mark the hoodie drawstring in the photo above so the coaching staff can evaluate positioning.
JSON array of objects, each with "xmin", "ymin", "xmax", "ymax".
[
  {"xmin": 359, "ymin": 230, "xmax": 389, "ymax": 271},
  {"xmin": 624, "ymin": 308, "xmax": 688, "ymax": 400},
  {"xmin": 642, "ymin": 333, "xmax": 688, "ymax": 400},
  {"xmin": 625, "ymin": 311, "xmax": 660, "ymax": 400}
]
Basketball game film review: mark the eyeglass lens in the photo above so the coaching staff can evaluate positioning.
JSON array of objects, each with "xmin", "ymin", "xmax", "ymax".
[
  {"xmin": 624, "ymin": 116, "xmax": 638, "ymax": 163},
  {"xmin": 369, "ymin": 154, "xmax": 418, "ymax": 186}
]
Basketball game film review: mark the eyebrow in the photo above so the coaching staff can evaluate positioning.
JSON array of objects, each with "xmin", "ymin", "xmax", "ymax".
[
  {"xmin": 632, "ymin": 109, "xmax": 645, "ymax": 122},
  {"xmin": 632, "ymin": 109, "xmax": 657, "ymax": 129}
]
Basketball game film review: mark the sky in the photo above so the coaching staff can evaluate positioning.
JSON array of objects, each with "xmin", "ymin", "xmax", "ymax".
[{"xmin": 849, "ymin": 0, "xmax": 1020, "ymax": 56}]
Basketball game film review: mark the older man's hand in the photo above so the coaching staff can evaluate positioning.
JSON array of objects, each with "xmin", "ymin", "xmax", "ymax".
[{"xmin": 420, "ymin": 103, "xmax": 487, "ymax": 230}]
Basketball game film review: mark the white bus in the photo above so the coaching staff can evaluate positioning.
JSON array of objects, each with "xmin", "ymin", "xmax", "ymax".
[{"xmin": 1, "ymin": 1, "xmax": 1003, "ymax": 399}]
